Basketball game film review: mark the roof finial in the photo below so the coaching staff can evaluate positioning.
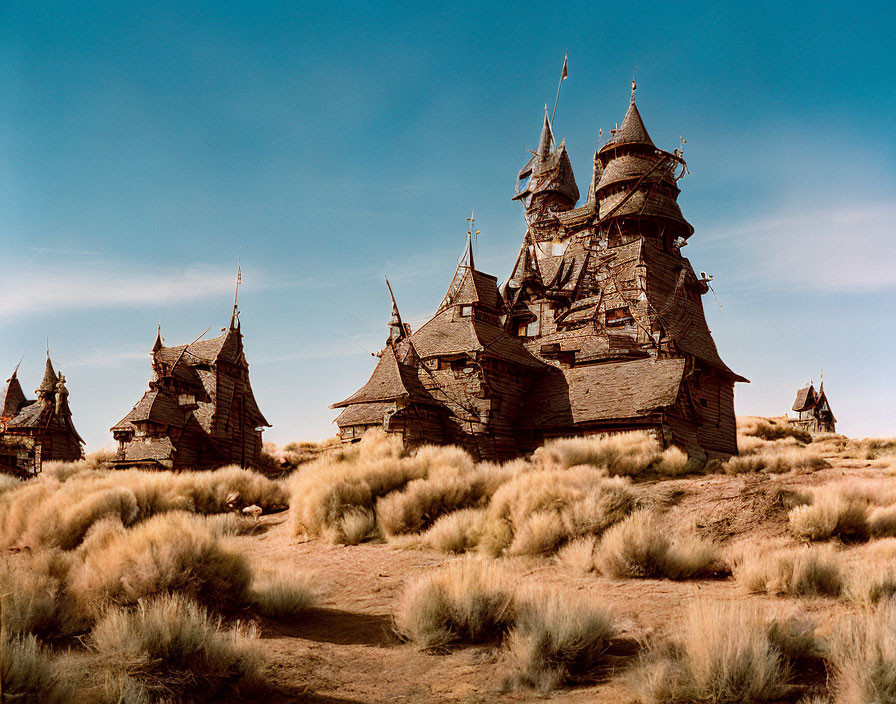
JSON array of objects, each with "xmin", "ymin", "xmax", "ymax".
[
  {"xmin": 631, "ymin": 66, "xmax": 638, "ymax": 103},
  {"xmin": 465, "ymin": 208, "xmax": 479, "ymax": 270},
  {"xmin": 230, "ymin": 253, "xmax": 242, "ymax": 330},
  {"xmin": 11, "ymin": 353, "xmax": 25, "ymax": 379},
  {"xmin": 550, "ymin": 49, "xmax": 568, "ymax": 128},
  {"xmin": 385, "ymin": 276, "xmax": 408, "ymax": 345}
]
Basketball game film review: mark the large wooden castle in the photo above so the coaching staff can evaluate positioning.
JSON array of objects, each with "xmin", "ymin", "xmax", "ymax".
[{"xmin": 333, "ymin": 86, "xmax": 747, "ymax": 462}]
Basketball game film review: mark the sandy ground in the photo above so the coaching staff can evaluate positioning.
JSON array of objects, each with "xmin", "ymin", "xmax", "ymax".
[{"xmin": 229, "ymin": 459, "xmax": 885, "ymax": 703}]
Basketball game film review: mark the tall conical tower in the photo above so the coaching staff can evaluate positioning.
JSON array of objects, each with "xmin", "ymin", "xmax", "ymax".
[{"xmin": 513, "ymin": 106, "xmax": 579, "ymax": 233}]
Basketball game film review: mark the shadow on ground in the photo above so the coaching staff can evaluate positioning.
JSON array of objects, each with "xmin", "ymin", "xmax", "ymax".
[{"xmin": 261, "ymin": 607, "xmax": 397, "ymax": 647}]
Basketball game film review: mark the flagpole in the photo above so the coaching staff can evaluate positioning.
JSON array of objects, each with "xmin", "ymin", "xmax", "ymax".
[{"xmin": 550, "ymin": 50, "xmax": 568, "ymax": 127}]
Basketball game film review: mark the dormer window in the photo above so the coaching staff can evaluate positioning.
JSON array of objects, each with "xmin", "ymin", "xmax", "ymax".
[
  {"xmin": 459, "ymin": 305, "xmax": 472, "ymax": 317},
  {"xmin": 605, "ymin": 307, "xmax": 634, "ymax": 327},
  {"xmin": 178, "ymin": 393, "xmax": 196, "ymax": 406}
]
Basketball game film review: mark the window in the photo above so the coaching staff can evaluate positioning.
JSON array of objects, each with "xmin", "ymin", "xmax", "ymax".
[
  {"xmin": 605, "ymin": 307, "xmax": 634, "ymax": 327},
  {"xmin": 517, "ymin": 320, "xmax": 539, "ymax": 337},
  {"xmin": 459, "ymin": 305, "xmax": 472, "ymax": 317},
  {"xmin": 424, "ymin": 358, "xmax": 439, "ymax": 370}
]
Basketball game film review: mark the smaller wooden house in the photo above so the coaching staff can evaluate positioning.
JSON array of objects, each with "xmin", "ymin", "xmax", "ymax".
[
  {"xmin": 789, "ymin": 382, "xmax": 836, "ymax": 434},
  {"xmin": 110, "ymin": 315, "xmax": 269, "ymax": 471},
  {"xmin": 0, "ymin": 356, "xmax": 84, "ymax": 475}
]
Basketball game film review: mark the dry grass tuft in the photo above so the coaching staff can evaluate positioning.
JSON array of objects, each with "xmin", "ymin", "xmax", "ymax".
[
  {"xmin": 628, "ymin": 600, "xmax": 809, "ymax": 703},
  {"xmin": 393, "ymin": 557, "xmax": 514, "ymax": 649},
  {"xmin": 0, "ymin": 549, "xmax": 80, "ymax": 639},
  {"xmin": 738, "ymin": 417, "xmax": 812, "ymax": 444},
  {"xmin": 90, "ymin": 594, "xmax": 263, "ymax": 703},
  {"xmin": 595, "ymin": 509, "xmax": 721, "ymax": 580},
  {"xmin": 483, "ymin": 468, "xmax": 635, "ymax": 557},
  {"xmin": 533, "ymin": 431, "xmax": 690, "ymax": 477},
  {"xmin": 250, "ymin": 566, "xmax": 317, "ymax": 619},
  {"xmin": 828, "ymin": 602, "xmax": 896, "ymax": 704},
  {"xmin": 504, "ymin": 585, "xmax": 615, "ymax": 692},
  {"xmin": 730, "ymin": 543, "xmax": 843, "ymax": 597},
  {"xmin": 1, "ymin": 633, "xmax": 73, "ymax": 703},
  {"xmin": 71, "ymin": 512, "xmax": 252, "ymax": 618},
  {"xmin": 556, "ymin": 536, "xmax": 599, "ymax": 573},
  {"xmin": 420, "ymin": 508, "xmax": 489, "ymax": 553},
  {"xmin": 788, "ymin": 486, "xmax": 870, "ymax": 541}
]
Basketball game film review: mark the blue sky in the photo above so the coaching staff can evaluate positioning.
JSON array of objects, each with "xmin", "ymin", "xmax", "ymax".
[{"xmin": 2, "ymin": 0, "xmax": 894, "ymax": 450}]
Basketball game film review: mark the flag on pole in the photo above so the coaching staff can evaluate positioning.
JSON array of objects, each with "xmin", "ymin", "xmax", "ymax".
[
  {"xmin": 561, "ymin": 53, "xmax": 568, "ymax": 81},
  {"xmin": 237, "ymin": 262, "xmax": 242, "ymax": 285}
]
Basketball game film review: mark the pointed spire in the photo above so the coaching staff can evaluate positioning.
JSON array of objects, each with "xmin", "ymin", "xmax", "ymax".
[
  {"xmin": 153, "ymin": 325, "xmax": 164, "ymax": 353},
  {"xmin": 537, "ymin": 105, "xmax": 554, "ymax": 156},
  {"xmin": 37, "ymin": 354, "xmax": 57, "ymax": 394},
  {"xmin": 601, "ymin": 88, "xmax": 654, "ymax": 151},
  {"xmin": 462, "ymin": 230, "xmax": 475, "ymax": 271},
  {"xmin": 230, "ymin": 255, "xmax": 242, "ymax": 330},
  {"xmin": 385, "ymin": 277, "xmax": 407, "ymax": 346}
]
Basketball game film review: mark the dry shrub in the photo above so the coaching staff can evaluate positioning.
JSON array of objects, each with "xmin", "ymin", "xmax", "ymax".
[
  {"xmin": 731, "ymin": 543, "xmax": 843, "ymax": 597},
  {"xmin": 788, "ymin": 486, "xmax": 870, "ymax": 541},
  {"xmin": 725, "ymin": 440, "xmax": 830, "ymax": 475},
  {"xmin": 505, "ymin": 585, "xmax": 615, "ymax": 692},
  {"xmin": 596, "ymin": 510, "xmax": 721, "ymax": 580},
  {"xmin": 262, "ymin": 437, "xmax": 341, "ymax": 470},
  {"xmin": 376, "ymin": 457, "xmax": 509, "ymax": 538},
  {"xmin": 332, "ymin": 507, "xmax": 377, "ymax": 545},
  {"xmin": 393, "ymin": 557, "xmax": 514, "ymax": 648},
  {"xmin": 0, "ymin": 473, "xmax": 21, "ymax": 495},
  {"xmin": 483, "ymin": 467, "xmax": 635, "ymax": 557},
  {"xmin": 738, "ymin": 417, "xmax": 812, "ymax": 444},
  {"xmin": 846, "ymin": 564, "xmax": 896, "ymax": 606},
  {"xmin": 421, "ymin": 508, "xmax": 488, "ymax": 553},
  {"xmin": 869, "ymin": 505, "xmax": 896, "ymax": 537},
  {"xmin": 628, "ymin": 601, "xmax": 809, "ymax": 703},
  {"xmin": 250, "ymin": 566, "xmax": 317, "ymax": 619},
  {"xmin": 90, "ymin": 594, "xmax": 263, "ymax": 703},
  {"xmin": 556, "ymin": 536, "xmax": 598, "ymax": 573},
  {"xmin": 71, "ymin": 512, "xmax": 252, "ymax": 618},
  {"xmin": 0, "ymin": 465, "xmax": 286, "ymax": 551},
  {"xmin": 1, "ymin": 633, "xmax": 73, "ymax": 703},
  {"xmin": 828, "ymin": 602, "xmax": 896, "ymax": 704},
  {"xmin": 533, "ymin": 431, "xmax": 689, "ymax": 477},
  {"xmin": 0, "ymin": 549, "xmax": 80, "ymax": 639}
]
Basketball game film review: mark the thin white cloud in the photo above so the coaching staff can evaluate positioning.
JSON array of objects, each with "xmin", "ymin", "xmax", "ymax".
[
  {"xmin": 0, "ymin": 265, "xmax": 236, "ymax": 319},
  {"xmin": 707, "ymin": 201, "xmax": 896, "ymax": 292}
]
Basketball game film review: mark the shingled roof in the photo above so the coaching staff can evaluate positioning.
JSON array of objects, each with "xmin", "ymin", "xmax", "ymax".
[
  {"xmin": 521, "ymin": 357, "xmax": 685, "ymax": 428},
  {"xmin": 642, "ymin": 242, "xmax": 747, "ymax": 381},
  {"xmin": 601, "ymin": 99, "xmax": 654, "ymax": 151},
  {"xmin": 411, "ymin": 310, "xmax": 545, "ymax": 370},
  {"xmin": 332, "ymin": 346, "xmax": 436, "ymax": 408},
  {"xmin": 112, "ymin": 389, "xmax": 186, "ymax": 430},
  {"xmin": 0, "ymin": 373, "xmax": 27, "ymax": 418},
  {"xmin": 334, "ymin": 401, "xmax": 395, "ymax": 427},
  {"xmin": 792, "ymin": 385, "xmax": 817, "ymax": 412},
  {"xmin": 37, "ymin": 357, "xmax": 57, "ymax": 393}
]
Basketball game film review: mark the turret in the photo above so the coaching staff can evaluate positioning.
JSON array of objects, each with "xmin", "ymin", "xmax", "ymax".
[
  {"xmin": 593, "ymin": 86, "xmax": 693, "ymax": 243},
  {"xmin": 513, "ymin": 107, "xmax": 579, "ymax": 228}
]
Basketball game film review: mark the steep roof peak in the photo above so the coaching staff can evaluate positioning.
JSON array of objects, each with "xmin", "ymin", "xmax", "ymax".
[
  {"xmin": 602, "ymin": 95, "xmax": 654, "ymax": 151},
  {"xmin": 37, "ymin": 355, "xmax": 57, "ymax": 393},
  {"xmin": 537, "ymin": 105, "xmax": 554, "ymax": 156},
  {"xmin": 153, "ymin": 325, "xmax": 164, "ymax": 353}
]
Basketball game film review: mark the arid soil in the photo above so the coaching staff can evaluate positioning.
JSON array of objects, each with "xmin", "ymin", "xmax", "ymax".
[{"xmin": 237, "ymin": 458, "xmax": 881, "ymax": 703}]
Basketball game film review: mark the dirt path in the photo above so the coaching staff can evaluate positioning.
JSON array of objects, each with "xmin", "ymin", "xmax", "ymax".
[{"xmin": 235, "ymin": 461, "xmax": 880, "ymax": 703}]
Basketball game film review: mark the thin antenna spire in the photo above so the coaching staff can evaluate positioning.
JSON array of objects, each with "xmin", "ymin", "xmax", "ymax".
[
  {"xmin": 385, "ymin": 276, "xmax": 403, "ymax": 329},
  {"xmin": 12, "ymin": 353, "xmax": 25, "ymax": 377},
  {"xmin": 230, "ymin": 253, "xmax": 242, "ymax": 330},
  {"xmin": 550, "ymin": 50, "xmax": 568, "ymax": 128},
  {"xmin": 631, "ymin": 65, "xmax": 638, "ymax": 102},
  {"xmin": 465, "ymin": 208, "xmax": 479, "ymax": 269}
]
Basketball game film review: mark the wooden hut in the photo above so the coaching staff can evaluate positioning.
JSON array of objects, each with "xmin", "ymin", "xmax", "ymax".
[
  {"xmin": 0, "ymin": 356, "xmax": 84, "ymax": 475},
  {"xmin": 333, "ymin": 85, "xmax": 747, "ymax": 462},
  {"xmin": 789, "ymin": 382, "xmax": 836, "ymax": 434}
]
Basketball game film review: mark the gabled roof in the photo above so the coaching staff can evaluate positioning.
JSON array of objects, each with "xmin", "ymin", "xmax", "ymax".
[
  {"xmin": 5, "ymin": 401, "xmax": 44, "ymax": 429},
  {"xmin": 331, "ymin": 346, "xmax": 436, "ymax": 408},
  {"xmin": 112, "ymin": 389, "xmax": 186, "ymax": 430},
  {"xmin": 521, "ymin": 357, "xmax": 685, "ymax": 428},
  {"xmin": 792, "ymin": 385, "xmax": 816, "ymax": 412},
  {"xmin": 601, "ymin": 99, "xmax": 654, "ymax": 152},
  {"xmin": 452, "ymin": 267, "xmax": 502, "ymax": 311},
  {"xmin": 335, "ymin": 401, "xmax": 396, "ymax": 427},
  {"xmin": 1, "ymin": 373, "xmax": 27, "ymax": 418},
  {"xmin": 153, "ymin": 330, "xmax": 235, "ymax": 368},
  {"xmin": 411, "ymin": 309, "xmax": 545, "ymax": 370}
]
